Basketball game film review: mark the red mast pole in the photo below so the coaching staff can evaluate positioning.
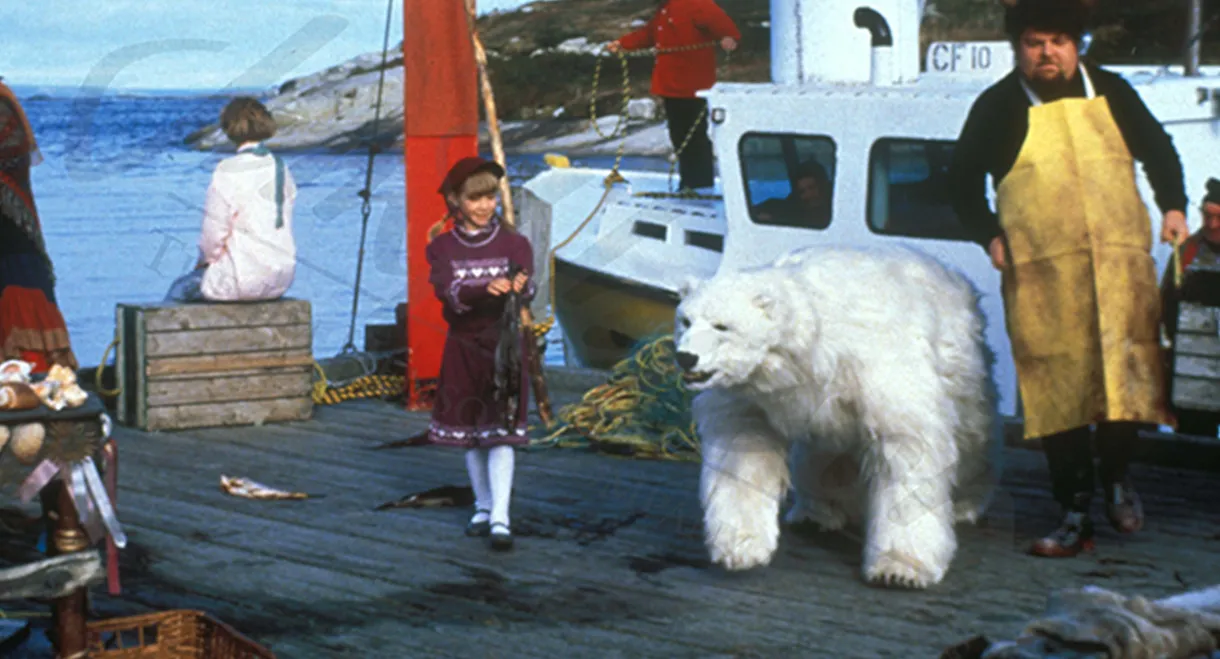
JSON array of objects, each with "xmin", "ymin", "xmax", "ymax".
[{"xmin": 402, "ymin": 0, "xmax": 480, "ymax": 409}]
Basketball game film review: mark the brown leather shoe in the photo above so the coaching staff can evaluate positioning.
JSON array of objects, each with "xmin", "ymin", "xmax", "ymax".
[
  {"xmin": 1104, "ymin": 480, "xmax": 1144, "ymax": 534},
  {"xmin": 1029, "ymin": 510, "xmax": 1095, "ymax": 558}
]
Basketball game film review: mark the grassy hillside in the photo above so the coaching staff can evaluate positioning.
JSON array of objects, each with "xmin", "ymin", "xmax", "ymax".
[{"xmin": 469, "ymin": 0, "xmax": 1218, "ymax": 121}]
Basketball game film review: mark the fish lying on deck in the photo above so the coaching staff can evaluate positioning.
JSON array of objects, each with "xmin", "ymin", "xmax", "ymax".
[
  {"xmin": 219, "ymin": 475, "xmax": 311, "ymax": 500},
  {"xmin": 375, "ymin": 485, "xmax": 475, "ymax": 511}
]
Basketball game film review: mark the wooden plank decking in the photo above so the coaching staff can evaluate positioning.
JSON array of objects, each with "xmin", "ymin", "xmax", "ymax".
[{"xmin": 6, "ymin": 392, "xmax": 1220, "ymax": 658}]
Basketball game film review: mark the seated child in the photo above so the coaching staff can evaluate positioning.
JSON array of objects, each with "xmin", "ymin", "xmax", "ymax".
[{"xmin": 166, "ymin": 97, "xmax": 297, "ymax": 302}]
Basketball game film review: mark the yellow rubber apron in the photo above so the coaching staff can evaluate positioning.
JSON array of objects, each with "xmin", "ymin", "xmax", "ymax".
[{"xmin": 995, "ymin": 65, "xmax": 1169, "ymax": 440}]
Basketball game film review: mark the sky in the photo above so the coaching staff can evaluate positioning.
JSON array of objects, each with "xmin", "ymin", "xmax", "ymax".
[{"xmin": 3, "ymin": 0, "xmax": 541, "ymax": 92}]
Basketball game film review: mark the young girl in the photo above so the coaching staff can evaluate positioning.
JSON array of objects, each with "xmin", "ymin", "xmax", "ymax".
[
  {"xmin": 425, "ymin": 156, "xmax": 535, "ymax": 551},
  {"xmin": 166, "ymin": 97, "xmax": 297, "ymax": 302}
]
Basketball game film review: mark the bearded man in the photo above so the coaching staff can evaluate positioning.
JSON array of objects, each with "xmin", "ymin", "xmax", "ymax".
[{"xmin": 948, "ymin": 0, "xmax": 1190, "ymax": 558}]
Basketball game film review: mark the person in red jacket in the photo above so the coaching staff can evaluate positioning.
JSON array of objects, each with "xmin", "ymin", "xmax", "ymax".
[{"xmin": 608, "ymin": 0, "xmax": 741, "ymax": 191}]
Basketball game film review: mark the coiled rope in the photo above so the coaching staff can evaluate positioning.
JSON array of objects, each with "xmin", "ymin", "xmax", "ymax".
[
  {"xmin": 311, "ymin": 350, "xmax": 407, "ymax": 405},
  {"xmin": 530, "ymin": 334, "xmax": 701, "ymax": 461}
]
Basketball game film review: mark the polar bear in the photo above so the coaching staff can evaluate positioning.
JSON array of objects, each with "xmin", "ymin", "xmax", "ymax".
[{"xmin": 674, "ymin": 243, "xmax": 1002, "ymax": 589}]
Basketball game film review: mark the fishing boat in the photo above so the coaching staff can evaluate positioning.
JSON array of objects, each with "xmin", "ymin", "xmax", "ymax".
[{"xmin": 520, "ymin": 0, "xmax": 1220, "ymax": 418}]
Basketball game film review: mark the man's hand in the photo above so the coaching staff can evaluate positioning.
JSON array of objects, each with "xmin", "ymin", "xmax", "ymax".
[
  {"xmin": 988, "ymin": 235, "xmax": 1008, "ymax": 271},
  {"xmin": 511, "ymin": 271, "xmax": 529, "ymax": 293},
  {"xmin": 606, "ymin": 40, "xmax": 622, "ymax": 54},
  {"xmin": 487, "ymin": 278, "xmax": 512, "ymax": 296},
  {"xmin": 1161, "ymin": 209, "xmax": 1188, "ymax": 245},
  {"xmin": 720, "ymin": 37, "xmax": 738, "ymax": 52}
]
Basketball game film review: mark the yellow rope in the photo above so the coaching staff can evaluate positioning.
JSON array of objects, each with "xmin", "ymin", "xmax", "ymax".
[
  {"xmin": 94, "ymin": 333, "xmax": 121, "ymax": 397},
  {"xmin": 311, "ymin": 360, "xmax": 404, "ymax": 405},
  {"xmin": 530, "ymin": 334, "xmax": 701, "ymax": 461},
  {"xmin": 1173, "ymin": 239, "xmax": 1184, "ymax": 289},
  {"xmin": 0, "ymin": 610, "xmax": 52, "ymax": 619}
]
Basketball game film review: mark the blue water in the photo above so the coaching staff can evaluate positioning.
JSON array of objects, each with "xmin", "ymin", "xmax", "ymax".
[{"xmin": 15, "ymin": 92, "xmax": 670, "ymax": 369}]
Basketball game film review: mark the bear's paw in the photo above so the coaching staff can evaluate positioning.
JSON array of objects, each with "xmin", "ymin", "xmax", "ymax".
[
  {"xmin": 863, "ymin": 550, "xmax": 946, "ymax": 589},
  {"xmin": 705, "ymin": 510, "xmax": 780, "ymax": 571}
]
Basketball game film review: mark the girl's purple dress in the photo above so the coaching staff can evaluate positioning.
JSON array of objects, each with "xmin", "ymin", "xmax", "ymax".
[{"xmin": 424, "ymin": 218, "xmax": 536, "ymax": 448}]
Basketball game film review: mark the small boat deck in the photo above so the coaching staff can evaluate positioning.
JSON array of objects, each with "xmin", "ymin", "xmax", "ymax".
[{"xmin": 5, "ymin": 390, "xmax": 1220, "ymax": 658}]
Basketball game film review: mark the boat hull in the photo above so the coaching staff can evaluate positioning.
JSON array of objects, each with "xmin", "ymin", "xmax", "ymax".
[{"xmin": 553, "ymin": 257, "xmax": 680, "ymax": 369}]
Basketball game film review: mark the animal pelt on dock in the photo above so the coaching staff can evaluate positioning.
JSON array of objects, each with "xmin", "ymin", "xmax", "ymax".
[{"xmin": 942, "ymin": 585, "xmax": 1220, "ymax": 658}]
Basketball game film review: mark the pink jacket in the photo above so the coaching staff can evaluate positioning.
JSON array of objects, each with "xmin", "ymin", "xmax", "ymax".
[{"xmin": 198, "ymin": 144, "xmax": 297, "ymax": 301}]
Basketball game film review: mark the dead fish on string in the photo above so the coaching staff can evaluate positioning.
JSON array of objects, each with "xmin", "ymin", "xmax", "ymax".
[
  {"xmin": 375, "ymin": 485, "xmax": 474, "ymax": 511},
  {"xmin": 219, "ymin": 475, "xmax": 315, "ymax": 500},
  {"xmin": 493, "ymin": 263, "xmax": 525, "ymax": 433}
]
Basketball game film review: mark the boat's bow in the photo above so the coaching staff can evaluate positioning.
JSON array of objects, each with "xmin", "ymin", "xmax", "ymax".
[{"xmin": 520, "ymin": 166, "xmax": 724, "ymax": 368}]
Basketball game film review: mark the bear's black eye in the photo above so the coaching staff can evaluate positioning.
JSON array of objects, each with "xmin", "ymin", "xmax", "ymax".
[
  {"xmin": 713, "ymin": 323, "xmax": 728, "ymax": 332},
  {"xmin": 680, "ymin": 317, "xmax": 691, "ymax": 328}
]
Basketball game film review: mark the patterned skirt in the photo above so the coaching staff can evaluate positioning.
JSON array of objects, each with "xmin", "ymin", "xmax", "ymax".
[
  {"xmin": 426, "ymin": 327, "xmax": 531, "ymax": 449},
  {"xmin": 0, "ymin": 251, "xmax": 77, "ymax": 373}
]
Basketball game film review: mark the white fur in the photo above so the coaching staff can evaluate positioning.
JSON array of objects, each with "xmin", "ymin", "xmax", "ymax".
[{"xmin": 675, "ymin": 244, "xmax": 1003, "ymax": 589}]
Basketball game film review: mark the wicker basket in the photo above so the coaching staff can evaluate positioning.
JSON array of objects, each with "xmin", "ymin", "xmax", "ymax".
[{"xmin": 85, "ymin": 610, "xmax": 275, "ymax": 658}]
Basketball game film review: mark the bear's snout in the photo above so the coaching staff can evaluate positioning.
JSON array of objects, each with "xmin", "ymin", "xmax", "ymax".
[{"xmin": 675, "ymin": 351, "xmax": 700, "ymax": 371}]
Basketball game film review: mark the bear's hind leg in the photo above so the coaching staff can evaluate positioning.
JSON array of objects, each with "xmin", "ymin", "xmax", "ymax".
[
  {"xmin": 696, "ymin": 393, "xmax": 790, "ymax": 571},
  {"xmin": 785, "ymin": 442, "xmax": 857, "ymax": 532},
  {"xmin": 936, "ymin": 300, "xmax": 1004, "ymax": 525},
  {"xmin": 861, "ymin": 420, "xmax": 958, "ymax": 589},
  {"xmin": 951, "ymin": 388, "xmax": 1003, "ymax": 526}
]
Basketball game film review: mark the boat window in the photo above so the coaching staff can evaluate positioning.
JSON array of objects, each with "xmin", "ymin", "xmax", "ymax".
[
  {"xmin": 867, "ymin": 138, "xmax": 972, "ymax": 242},
  {"xmin": 738, "ymin": 132, "xmax": 835, "ymax": 230}
]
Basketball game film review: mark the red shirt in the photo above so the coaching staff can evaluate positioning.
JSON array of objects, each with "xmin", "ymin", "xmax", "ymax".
[{"xmin": 617, "ymin": 0, "xmax": 741, "ymax": 99}]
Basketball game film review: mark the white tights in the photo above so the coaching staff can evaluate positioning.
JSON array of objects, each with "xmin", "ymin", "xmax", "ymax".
[{"xmin": 465, "ymin": 445, "xmax": 516, "ymax": 530}]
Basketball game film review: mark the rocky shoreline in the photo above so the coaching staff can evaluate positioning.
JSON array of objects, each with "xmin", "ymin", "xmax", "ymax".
[{"xmin": 182, "ymin": 47, "xmax": 673, "ymax": 158}]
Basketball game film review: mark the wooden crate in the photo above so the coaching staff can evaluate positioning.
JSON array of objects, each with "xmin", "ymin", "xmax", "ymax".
[
  {"xmin": 115, "ymin": 299, "xmax": 314, "ymax": 432},
  {"xmin": 1171, "ymin": 301, "xmax": 1220, "ymax": 414}
]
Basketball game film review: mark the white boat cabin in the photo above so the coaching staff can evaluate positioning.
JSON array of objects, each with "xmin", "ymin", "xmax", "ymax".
[{"xmin": 520, "ymin": 0, "xmax": 1220, "ymax": 419}]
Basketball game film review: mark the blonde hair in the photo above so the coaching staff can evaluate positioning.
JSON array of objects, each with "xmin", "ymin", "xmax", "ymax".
[
  {"xmin": 459, "ymin": 171, "xmax": 500, "ymax": 199},
  {"xmin": 220, "ymin": 97, "xmax": 277, "ymax": 144},
  {"xmin": 427, "ymin": 171, "xmax": 506, "ymax": 242}
]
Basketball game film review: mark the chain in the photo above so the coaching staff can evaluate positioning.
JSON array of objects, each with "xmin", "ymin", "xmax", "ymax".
[
  {"xmin": 588, "ymin": 41, "xmax": 719, "ymax": 178},
  {"xmin": 665, "ymin": 102, "xmax": 707, "ymax": 193},
  {"xmin": 588, "ymin": 50, "xmax": 631, "ymax": 175}
]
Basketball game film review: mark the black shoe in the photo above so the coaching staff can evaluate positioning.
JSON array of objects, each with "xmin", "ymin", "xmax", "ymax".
[
  {"xmin": 1029, "ymin": 510, "xmax": 1095, "ymax": 558},
  {"xmin": 1104, "ymin": 479, "xmax": 1144, "ymax": 534},
  {"xmin": 466, "ymin": 510, "xmax": 490, "ymax": 537},
  {"xmin": 489, "ymin": 522, "xmax": 513, "ymax": 551}
]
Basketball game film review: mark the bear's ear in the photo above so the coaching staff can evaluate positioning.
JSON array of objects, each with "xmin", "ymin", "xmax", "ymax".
[{"xmin": 677, "ymin": 276, "xmax": 702, "ymax": 299}]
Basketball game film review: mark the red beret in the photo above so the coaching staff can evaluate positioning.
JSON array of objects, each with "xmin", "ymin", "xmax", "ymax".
[{"xmin": 438, "ymin": 156, "xmax": 505, "ymax": 196}]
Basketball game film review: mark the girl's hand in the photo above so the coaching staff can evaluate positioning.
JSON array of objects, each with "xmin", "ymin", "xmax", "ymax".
[
  {"xmin": 487, "ymin": 278, "xmax": 512, "ymax": 296},
  {"xmin": 511, "ymin": 272, "xmax": 529, "ymax": 293}
]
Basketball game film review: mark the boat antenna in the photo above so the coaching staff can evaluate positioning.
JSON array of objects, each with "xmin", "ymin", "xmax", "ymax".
[
  {"xmin": 342, "ymin": 0, "xmax": 397, "ymax": 354},
  {"xmin": 1183, "ymin": 0, "xmax": 1218, "ymax": 76}
]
